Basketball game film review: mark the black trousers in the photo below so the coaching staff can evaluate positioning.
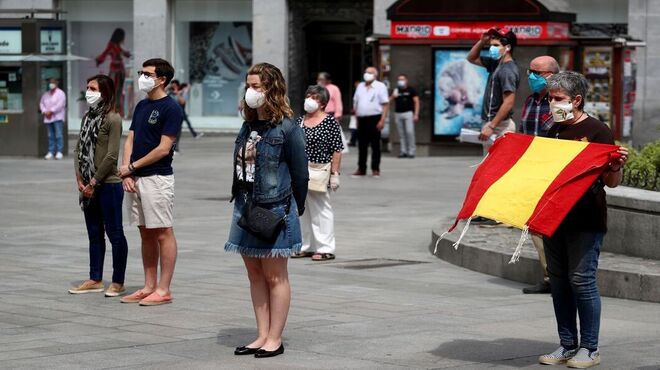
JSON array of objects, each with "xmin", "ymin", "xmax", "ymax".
[{"xmin": 357, "ymin": 115, "xmax": 381, "ymax": 172}]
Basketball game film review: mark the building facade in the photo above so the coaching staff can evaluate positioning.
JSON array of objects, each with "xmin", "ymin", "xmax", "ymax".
[{"xmin": 1, "ymin": 0, "xmax": 658, "ymax": 155}]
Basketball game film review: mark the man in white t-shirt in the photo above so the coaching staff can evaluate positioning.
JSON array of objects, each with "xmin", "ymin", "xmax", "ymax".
[{"xmin": 352, "ymin": 66, "xmax": 389, "ymax": 178}]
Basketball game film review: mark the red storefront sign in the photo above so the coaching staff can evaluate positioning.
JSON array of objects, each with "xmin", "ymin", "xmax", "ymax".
[{"xmin": 391, "ymin": 21, "xmax": 570, "ymax": 40}]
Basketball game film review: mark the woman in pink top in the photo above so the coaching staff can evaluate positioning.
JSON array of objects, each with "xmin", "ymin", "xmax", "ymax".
[{"xmin": 316, "ymin": 72, "xmax": 343, "ymax": 121}]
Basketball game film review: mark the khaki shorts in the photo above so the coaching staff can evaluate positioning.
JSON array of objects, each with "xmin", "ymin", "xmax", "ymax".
[
  {"xmin": 482, "ymin": 118, "xmax": 516, "ymax": 155},
  {"xmin": 127, "ymin": 174, "xmax": 175, "ymax": 229}
]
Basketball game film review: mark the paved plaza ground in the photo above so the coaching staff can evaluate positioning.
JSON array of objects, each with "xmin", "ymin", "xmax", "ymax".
[{"xmin": 1, "ymin": 135, "xmax": 659, "ymax": 369}]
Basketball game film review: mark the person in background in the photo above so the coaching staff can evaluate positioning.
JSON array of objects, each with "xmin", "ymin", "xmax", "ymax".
[
  {"xmin": 316, "ymin": 72, "xmax": 343, "ymax": 122},
  {"xmin": 226, "ymin": 63, "xmax": 308, "ymax": 358},
  {"xmin": 96, "ymin": 28, "xmax": 131, "ymax": 115},
  {"xmin": 352, "ymin": 66, "xmax": 389, "ymax": 178},
  {"xmin": 538, "ymin": 71, "xmax": 628, "ymax": 369},
  {"xmin": 390, "ymin": 74, "xmax": 420, "ymax": 158},
  {"xmin": 69, "ymin": 74, "xmax": 128, "ymax": 297},
  {"xmin": 347, "ymin": 80, "xmax": 361, "ymax": 147},
  {"xmin": 169, "ymin": 80, "xmax": 202, "ymax": 154},
  {"xmin": 519, "ymin": 55, "xmax": 560, "ymax": 295},
  {"xmin": 118, "ymin": 58, "xmax": 183, "ymax": 306},
  {"xmin": 40, "ymin": 78, "xmax": 67, "ymax": 160},
  {"xmin": 292, "ymin": 85, "xmax": 343, "ymax": 261},
  {"xmin": 466, "ymin": 26, "xmax": 520, "ymax": 154},
  {"xmin": 467, "ymin": 27, "xmax": 520, "ymax": 226}
]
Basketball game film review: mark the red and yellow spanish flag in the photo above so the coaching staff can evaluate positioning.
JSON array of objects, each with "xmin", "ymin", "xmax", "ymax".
[{"xmin": 443, "ymin": 133, "xmax": 620, "ymax": 259}]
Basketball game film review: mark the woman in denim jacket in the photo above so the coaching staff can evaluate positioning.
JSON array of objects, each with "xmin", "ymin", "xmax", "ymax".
[{"xmin": 225, "ymin": 63, "xmax": 308, "ymax": 358}]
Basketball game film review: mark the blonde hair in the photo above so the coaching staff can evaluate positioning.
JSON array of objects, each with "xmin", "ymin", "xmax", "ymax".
[{"xmin": 241, "ymin": 63, "xmax": 293, "ymax": 123}]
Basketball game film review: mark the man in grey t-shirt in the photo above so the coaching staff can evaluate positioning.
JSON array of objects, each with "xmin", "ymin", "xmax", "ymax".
[{"xmin": 467, "ymin": 27, "xmax": 520, "ymax": 155}]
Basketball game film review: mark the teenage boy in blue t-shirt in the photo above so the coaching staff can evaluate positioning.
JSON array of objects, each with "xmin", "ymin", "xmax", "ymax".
[{"xmin": 118, "ymin": 58, "xmax": 183, "ymax": 306}]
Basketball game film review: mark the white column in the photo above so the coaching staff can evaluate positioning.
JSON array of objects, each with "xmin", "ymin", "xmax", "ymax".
[
  {"xmin": 252, "ymin": 0, "xmax": 288, "ymax": 78},
  {"xmin": 132, "ymin": 0, "xmax": 171, "ymax": 74},
  {"xmin": 628, "ymin": 0, "xmax": 660, "ymax": 145},
  {"xmin": 373, "ymin": 0, "xmax": 398, "ymax": 36}
]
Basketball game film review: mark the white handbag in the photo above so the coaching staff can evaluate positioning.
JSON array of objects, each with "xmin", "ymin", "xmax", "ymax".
[{"xmin": 308, "ymin": 162, "xmax": 331, "ymax": 192}]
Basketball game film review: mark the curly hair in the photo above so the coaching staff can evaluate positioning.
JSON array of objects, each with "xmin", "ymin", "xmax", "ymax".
[{"xmin": 241, "ymin": 63, "xmax": 293, "ymax": 123}]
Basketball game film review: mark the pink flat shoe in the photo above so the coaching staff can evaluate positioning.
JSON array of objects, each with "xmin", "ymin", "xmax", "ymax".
[
  {"xmin": 120, "ymin": 289, "xmax": 152, "ymax": 303},
  {"xmin": 139, "ymin": 291, "xmax": 172, "ymax": 306}
]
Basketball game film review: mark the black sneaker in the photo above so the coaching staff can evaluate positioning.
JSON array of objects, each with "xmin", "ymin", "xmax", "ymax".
[
  {"xmin": 397, "ymin": 153, "xmax": 408, "ymax": 158},
  {"xmin": 470, "ymin": 216, "xmax": 489, "ymax": 224},
  {"xmin": 522, "ymin": 280, "xmax": 551, "ymax": 294},
  {"xmin": 479, "ymin": 219, "xmax": 506, "ymax": 228}
]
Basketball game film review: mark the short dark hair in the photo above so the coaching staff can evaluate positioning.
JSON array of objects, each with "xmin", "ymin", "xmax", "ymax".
[
  {"xmin": 142, "ymin": 58, "xmax": 175, "ymax": 86},
  {"xmin": 305, "ymin": 85, "xmax": 330, "ymax": 109},
  {"xmin": 87, "ymin": 74, "xmax": 116, "ymax": 114},
  {"xmin": 398, "ymin": 74, "xmax": 408, "ymax": 79},
  {"xmin": 170, "ymin": 79, "xmax": 180, "ymax": 87},
  {"xmin": 497, "ymin": 31, "xmax": 517, "ymax": 54}
]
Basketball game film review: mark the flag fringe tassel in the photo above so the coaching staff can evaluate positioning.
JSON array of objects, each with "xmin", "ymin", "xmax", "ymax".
[
  {"xmin": 452, "ymin": 216, "xmax": 473, "ymax": 250},
  {"xmin": 508, "ymin": 225, "xmax": 530, "ymax": 264}
]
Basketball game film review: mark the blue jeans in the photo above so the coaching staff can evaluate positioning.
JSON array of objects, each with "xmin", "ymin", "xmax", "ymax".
[
  {"xmin": 544, "ymin": 229, "xmax": 604, "ymax": 351},
  {"xmin": 46, "ymin": 120, "xmax": 64, "ymax": 154},
  {"xmin": 82, "ymin": 182, "xmax": 128, "ymax": 283}
]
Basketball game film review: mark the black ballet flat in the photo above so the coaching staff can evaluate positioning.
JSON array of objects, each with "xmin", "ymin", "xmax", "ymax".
[
  {"xmin": 234, "ymin": 346, "xmax": 260, "ymax": 355},
  {"xmin": 254, "ymin": 344, "xmax": 284, "ymax": 358}
]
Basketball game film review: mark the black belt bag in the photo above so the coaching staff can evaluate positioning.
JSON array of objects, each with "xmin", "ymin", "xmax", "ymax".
[
  {"xmin": 237, "ymin": 134, "xmax": 290, "ymax": 243},
  {"xmin": 238, "ymin": 198, "xmax": 290, "ymax": 243}
]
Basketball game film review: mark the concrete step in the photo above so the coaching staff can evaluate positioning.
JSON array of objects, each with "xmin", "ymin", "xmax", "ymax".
[{"xmin": 430, "ymin": 219, "xmax": 660, "ymax": 303}]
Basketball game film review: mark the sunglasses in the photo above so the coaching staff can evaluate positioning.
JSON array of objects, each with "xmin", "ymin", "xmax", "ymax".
[{"xmin": 527, "ymin": 69, "xmax": 553, "ymax": 75}]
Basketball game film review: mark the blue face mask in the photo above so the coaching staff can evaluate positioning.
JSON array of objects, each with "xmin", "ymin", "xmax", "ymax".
[
  {"xmin": 528, "ymin": 72, "xmax": 547, "ymax": 93},
  {"xmin": 488, "ymin": 45, "xmax": 502, "ymax": 60}
]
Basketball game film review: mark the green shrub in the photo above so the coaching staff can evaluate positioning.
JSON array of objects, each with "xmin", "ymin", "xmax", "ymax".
[{"xmin": 620, "ymin": 140, "xmax": 660, "ymax": 191}]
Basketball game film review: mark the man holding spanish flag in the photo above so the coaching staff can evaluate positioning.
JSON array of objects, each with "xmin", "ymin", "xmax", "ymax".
[{"xmin": 538, "ymin": 71, "xmax": 627, "ymax": 368}]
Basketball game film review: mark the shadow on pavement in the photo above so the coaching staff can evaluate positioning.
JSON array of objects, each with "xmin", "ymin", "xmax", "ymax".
[
  {"xmin": 215, "ymin": 327, "xmax": 259, "ymax": 348},
  {"xmin": 430, "ymin": 338, "xmax": 555, "ymax": 367}
]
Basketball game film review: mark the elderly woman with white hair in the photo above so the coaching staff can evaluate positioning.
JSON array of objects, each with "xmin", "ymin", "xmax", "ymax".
[
  {"xmin": 537, "ymin": 71, "xmax": 628, "ymax": 369},
  {"xmin": 292, "ymin": 85, "xmax": 343, "ymax": 261}
]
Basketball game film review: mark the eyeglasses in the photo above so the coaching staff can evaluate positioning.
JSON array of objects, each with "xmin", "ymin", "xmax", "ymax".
[
  {"xmin": 527, "ymin": 69, "xmax": 553, "ymax": 75},
  {"xmin": 137, "ymin": 71, "xmax": 157, "ymax": 78}
]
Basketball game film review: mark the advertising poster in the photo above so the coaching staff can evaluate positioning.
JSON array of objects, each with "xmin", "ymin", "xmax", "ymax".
[
  {"xmin": 189, "ymin": 22, "xmax": 252, "ymax": 116},
  {"xmin": 434, "ymin": 49, "xmax": 488, "ymax": 136},
  {"xmin": 582, "ymin": 47, "xmax": 611, "ymax": 126},
  {"xmin": 69, "ymin": 22, "xmax": 133, "ymax": 120}
]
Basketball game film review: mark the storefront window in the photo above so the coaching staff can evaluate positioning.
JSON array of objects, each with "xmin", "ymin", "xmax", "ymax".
[
  {"xmin": 174, "ymin": 0, "xmax": 252, "ymax": 128},
  {"xmin": 0, "ymin": 66, "xmax": 23, "ymax": 112},
  {"xmin": 60, "ymin": 0, "xmax": 133, "ymax": 128}
]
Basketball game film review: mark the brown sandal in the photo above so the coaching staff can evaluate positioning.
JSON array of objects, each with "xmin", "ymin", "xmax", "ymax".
[
  {"xmin": 291, "ymin": 252, "xmax": 314, "ymax": 258},
  {"xmin": 312, "ymin": 253, "xmax": 335, "ymax": 261}
]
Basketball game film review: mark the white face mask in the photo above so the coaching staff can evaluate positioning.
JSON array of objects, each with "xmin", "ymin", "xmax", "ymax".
[
  {"xmin": 48, "ymin": 83, "xmax": 56, "ymax": 90},
  {"xmin": 363, "ymin": 72, "xmax": 375, "ymax": 82},
  {"xmin": 397, "ymin": 80, "xmax": 407, "ymax": 88},
  {"xmin": 138, "ymin": 74, "xmax": 157, "ymax": 93},
  {"xmin": 304, "ymin": 98, "xmax": 319, "ymax": 113},
  {"xmin": 549, "ymin": 100, "xmax": 575, "ymax": 122},
  {"xmin": 245, "ymin": 87, "xmax": 266, "ymax": 109},
  {"xmin": 85, "ymin": 90, "xmax": 102, "ymax": 106}
]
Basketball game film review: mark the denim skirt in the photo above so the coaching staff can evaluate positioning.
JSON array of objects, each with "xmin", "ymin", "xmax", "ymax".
[{"xmin": 225, "ymin": 192, "xmax": 302, "ymax": 258}]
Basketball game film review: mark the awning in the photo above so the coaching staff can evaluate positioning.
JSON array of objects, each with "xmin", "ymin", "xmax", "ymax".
[{"xmin": 0, "ymin": 53, "xmax": 90, "ymax": 62}]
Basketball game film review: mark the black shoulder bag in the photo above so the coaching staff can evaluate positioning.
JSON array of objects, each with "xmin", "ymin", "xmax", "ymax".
[{"xmin": 237, "ymin": 135, "xmax": 290, "ymax": 243}]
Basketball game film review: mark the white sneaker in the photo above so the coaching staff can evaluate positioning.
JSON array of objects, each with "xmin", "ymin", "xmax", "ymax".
[
  {"xmin": 44, "ymin": 152, "xmax": 54, "ymax": 160},
  {"xmin": 55, "ymin": 152, "xmax": 63, "ymax": 160},
  {"xmin": 539, "ymin": 346, "xmax": 578, "ymax": 365},
  {"xmin": 194, "ymin": 132, "xmax": 204, "ymax": 139},
  {"xmin": 567, "ymin": 348, "xmax": 600, "ymax": 368}
]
